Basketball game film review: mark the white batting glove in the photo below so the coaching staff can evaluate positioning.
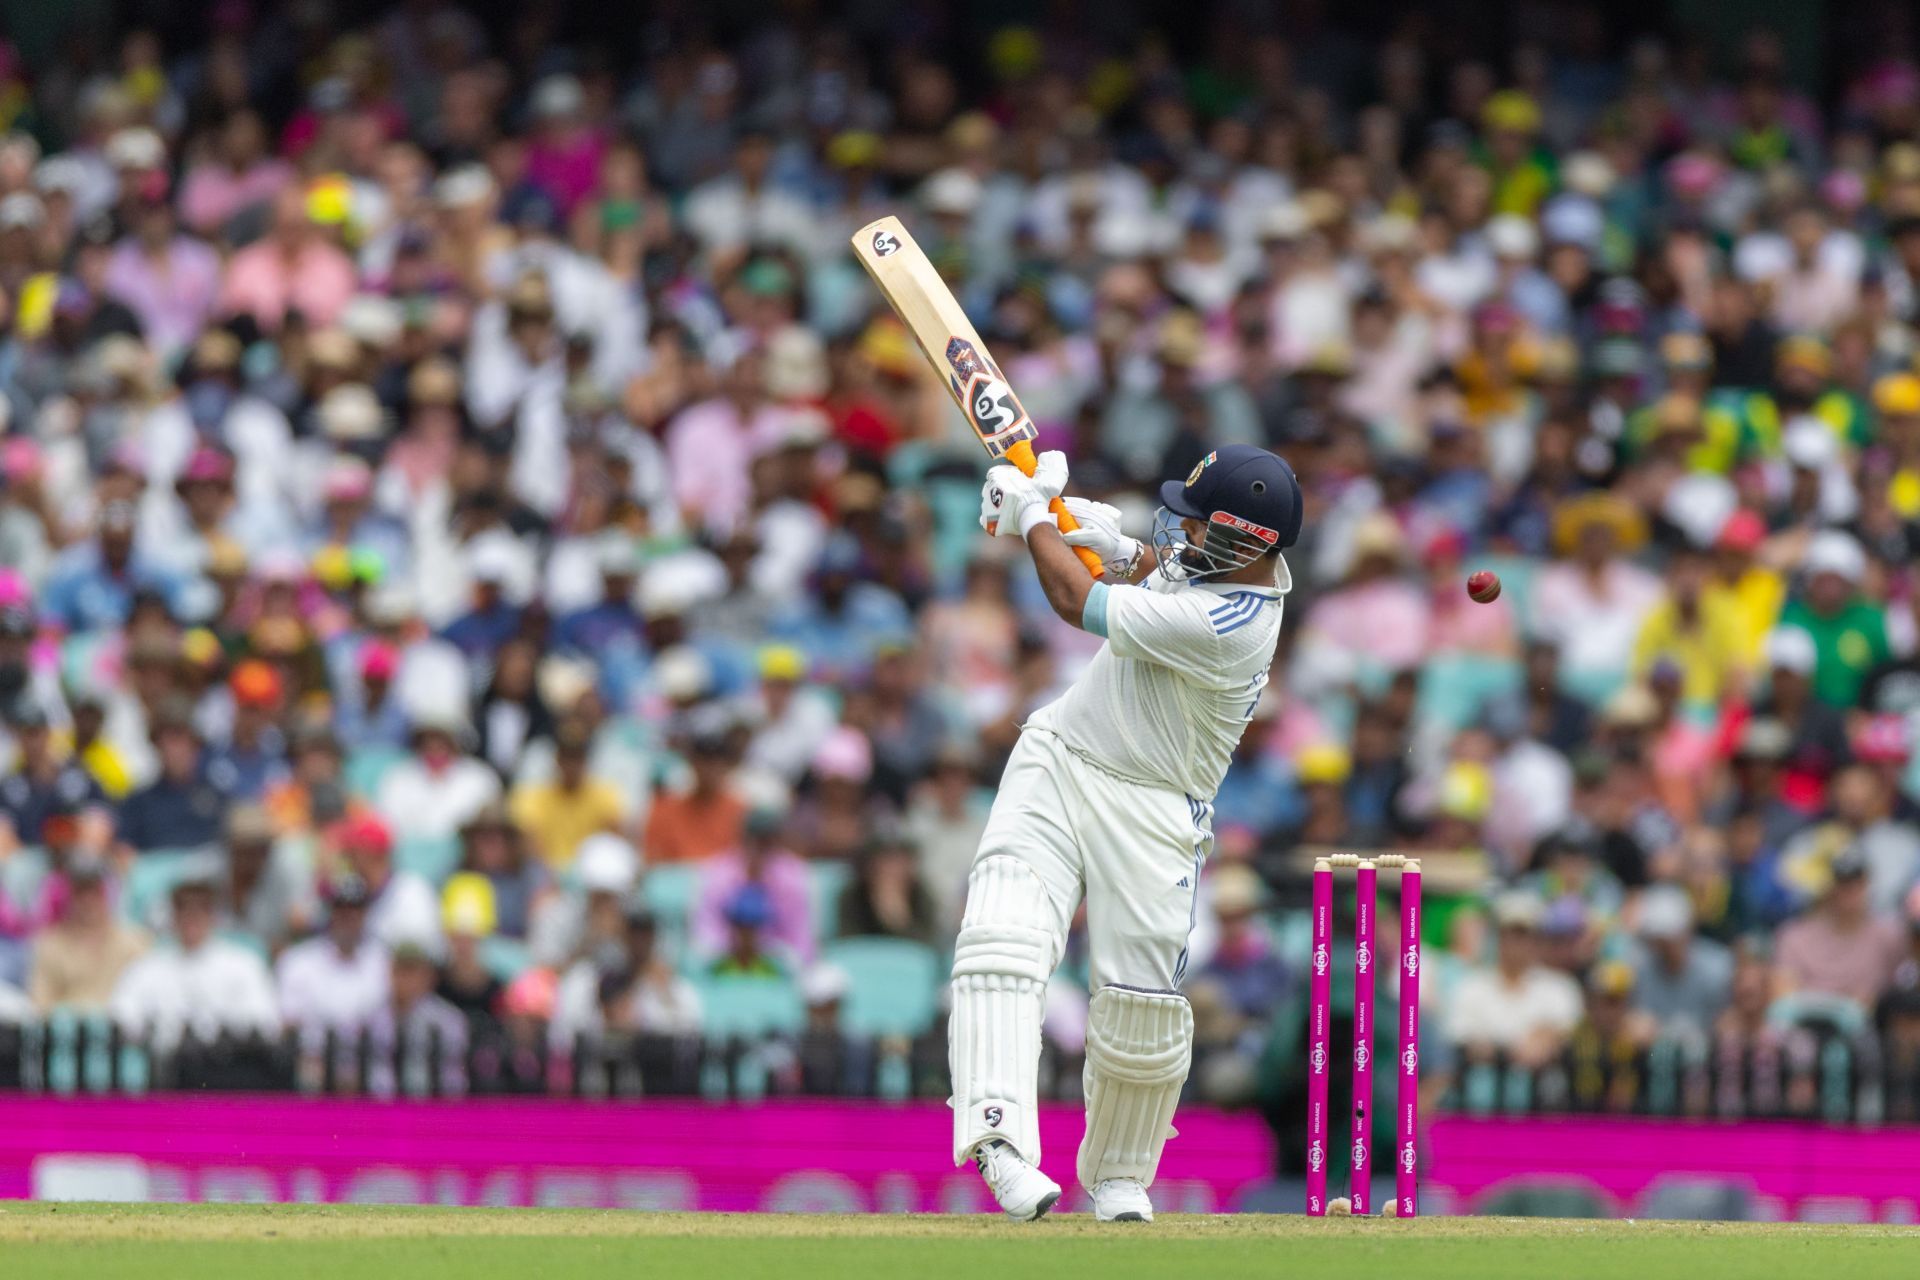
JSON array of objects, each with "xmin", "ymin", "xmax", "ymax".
[
  {"xmin": 1059, "ymin": 496, "xmax": 1143, "ymax": 575},
  {"xmin": 979, "ymin": 450, "xmax": 1070, "ymax": 540}
]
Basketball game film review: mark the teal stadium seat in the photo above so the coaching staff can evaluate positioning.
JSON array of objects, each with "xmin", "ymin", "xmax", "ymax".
[
  {"xmin": 393, "ymin": 835, "xmax": 461, "ymax": 885},
  {"xmin": 822, "ymin": 937, "xmax": 941, "ymax": 1037},
  {"xmin": 123, "ymin": 848, "xmax": 222, "ymax": 929},
  {"xmin": 1416, "ymin": 654, "xmax": 1522, "ymax": 733},
  {"xmin": 808, "ymin": 861, "xmax": 851, "ymax": 940},
  {"xmin": 641, "ymin": 863, "xmax": 701, "ymax": 932},
  {"xmin": 480, "ymin": 935, "xmax": 532, "ymax": 982},
  {"xmin": 342, "ymin": 746, "xmax": 409, "ymax": 801},
  {"xmin": 694, "ymin": 975, "xmax": 804, "ymax": 1038},
  {"xmin": 1476, "ymin": 554, "xmax": 1537, "ymax": 621}
]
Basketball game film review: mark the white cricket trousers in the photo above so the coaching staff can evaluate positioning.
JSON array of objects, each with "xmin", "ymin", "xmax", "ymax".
[{"xmin": 948, "ymin": 727, "xmax": 1209, "ymax": 1165}]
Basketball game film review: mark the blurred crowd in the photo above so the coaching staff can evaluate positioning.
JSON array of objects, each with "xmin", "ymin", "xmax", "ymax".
[{"xmin": 6, "ymin": 1, "xmax": 1920, "ymax": 1126}]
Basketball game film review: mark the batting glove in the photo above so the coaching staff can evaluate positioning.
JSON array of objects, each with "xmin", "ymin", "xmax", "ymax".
[
  {"xmin": 979, "ymin": 451, "xmax": 1070, "ymax": 540},
  {"xmin": 1059, "ymin": 497, "xmax": 1143, "ymax": 575}
]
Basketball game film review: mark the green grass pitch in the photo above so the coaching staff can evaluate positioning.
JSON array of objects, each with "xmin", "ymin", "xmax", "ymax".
[{"xmin": 0, "ymin": 1204, "xmax": 1911, "ymax": 1279}]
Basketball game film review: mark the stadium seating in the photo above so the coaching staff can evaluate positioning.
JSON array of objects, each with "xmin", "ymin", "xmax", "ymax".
[{"xmin": 822, "ymin": 938, "xmax": 942, "ymax": 1037}]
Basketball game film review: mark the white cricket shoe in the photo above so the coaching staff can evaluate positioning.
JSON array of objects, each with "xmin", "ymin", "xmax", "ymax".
[
  {"xmin": 1091, "ymin": 1178, "xmax": 1154, "ymax": 1222},
  {"xmin": 971, "ymin": 1139, "xmax": 1061, "ymax": 1221}
]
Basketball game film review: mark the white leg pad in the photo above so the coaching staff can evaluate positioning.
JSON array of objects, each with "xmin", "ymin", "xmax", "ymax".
[
  {"xmin": 950, "ymin": 855, "xmax": 1058, "ymax": 1166},
  {"xmin": 1077, "ymin": 984, "xmax": 1194, "ymax": 1189}
]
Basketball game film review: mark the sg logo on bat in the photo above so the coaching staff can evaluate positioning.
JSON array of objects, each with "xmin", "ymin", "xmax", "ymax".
[{"xmin": 871, "ymin": 229, "xmax": 901, "ymax": 257}]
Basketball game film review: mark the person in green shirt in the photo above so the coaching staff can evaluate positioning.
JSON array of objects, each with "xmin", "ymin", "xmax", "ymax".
[
  {"xmin": 1776, "ymin": 531, "xmax": 1890, "ymax": 708},
  {"xmin": 707, "ymin": 884, "xmax": 788, "ymax": 978}
]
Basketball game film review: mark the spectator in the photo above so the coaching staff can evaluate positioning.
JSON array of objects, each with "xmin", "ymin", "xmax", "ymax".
[
  {"xmin": 1191, "ymin": 864, "xmax": 1292, "ymax": 1027},
  {"xmin": 117, "ymin": 703, "xmax": 231, "ymax": 853},
  {"xmin": 0, "ymin": 702, "xmax": 108, "ymax": 851},
  {"xmin": 1777, "ymin": 531, "xmax": 1891, "ymax": 710},
  {"xmin": 528, "ymin": 832, "xmax": 638, "ymax": 969},
  {"xmin": 642, "ymin": 719, "xmax": 745, "ymax": 865},
  {"xmin": 1531, "ymin": 494, "xmax": 1662, "ymax": 693},
  {"xmin": 1626, "ymin": 884, "xmax": 1734, "ymax": 1041},
  {"xmin": 364, "ymin": 942, "xmax": 469, "ymax": 1098},
  {"xmin": 1446, "ymin": 891, "xmax": 1584, "ymax": 1066},
  {"xmin": 275, "ymin": 874, "xmax": 390, "ymax": 1072},
  {"xmin": 436, "ymin": 873, "xmax": 503, "ymax": 1030},
  {"xmin": 1566, "ymin": 959, "xmax": 1658, "ymax": 1112},
  {"xmin": 553, "ymin": 902, "xmax": 701, "ymax": 1051},
  {"xmin": 373, "ymin": 712, "xmax": 501, "ymax": 843},
  {"xmin": 508, "ymin": 718, "xmax": 626, "ymax": 872},
  {"xmin": 692, "ymin": 801, "xmax": 815, "ymax": 964},
  {"xmin": 709, "ymin": 884, "xmax": 786, "ymax": 978},
  {"xmin": 217, "ymin": 803, "xmax": 316, "ymax": 952},
  {"xmin": 329, "ymin": 813, "xmax": 440, "ymax": 954},
  {"xmin": 835, "ymin": 827, "xmax": 939, "ymax": 946},
  {"xmin": 1776, "ymin": 849, "xmax": 1906, "ymax": 1011},
  {"xmin": 28, "ymin": 857, "xmax": 147, "ymax": 1012},
  {"xmin": 111, "ymin": 877, "xmax": 278, "ymax": 1051},
  {"xmin": 453, "ymin": 801, "xmax": 548, "ymax": 941}
]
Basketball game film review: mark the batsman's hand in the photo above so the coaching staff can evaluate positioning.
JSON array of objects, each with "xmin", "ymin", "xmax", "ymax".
[
  {"xmin": 1059, "ymin": 496, "xmax": 1143, "ymax": 575},
  {"xmin": 979, "ymin": 450, "xmax": 1069, "ymax": 540}
]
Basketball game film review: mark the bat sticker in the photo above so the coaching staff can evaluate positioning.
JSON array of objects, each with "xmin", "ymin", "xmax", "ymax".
[
  {"xmin": 945, "ymin": 337, "xmax": 1035, "ymax": 456},
  {"xmin": 871, "ymin": 229, "xmax": 901, "ymax": 257}
]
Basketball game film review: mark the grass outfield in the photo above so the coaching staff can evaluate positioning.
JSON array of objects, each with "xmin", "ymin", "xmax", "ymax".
[{"xmin": 1, "ymin": 1204, "xmax": 1912, "ymax": 1280}]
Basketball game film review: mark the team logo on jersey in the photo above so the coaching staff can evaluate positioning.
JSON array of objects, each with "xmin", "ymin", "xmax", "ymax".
[{"xmin": 1186, "ymin": 451, "xmax": 1217, "ymax": 487}]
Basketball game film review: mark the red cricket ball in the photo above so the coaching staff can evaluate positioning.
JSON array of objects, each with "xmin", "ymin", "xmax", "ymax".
[{"xmin": 1466, "ymin": 570, "xmax": 1502, "ymax": 604}]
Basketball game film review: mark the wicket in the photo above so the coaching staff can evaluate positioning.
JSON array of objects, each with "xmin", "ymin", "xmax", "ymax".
[{"xmin": 1307, "ymin": 854, "xmax": 1421, "ymax": 1219}]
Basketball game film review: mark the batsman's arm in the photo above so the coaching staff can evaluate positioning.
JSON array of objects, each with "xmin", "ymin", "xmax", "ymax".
[{"xmin": 1026, "ymin": 522, "xmax": 1109, "ymax": 629}]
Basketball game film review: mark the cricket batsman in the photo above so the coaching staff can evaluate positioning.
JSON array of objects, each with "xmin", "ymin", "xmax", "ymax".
[{"xmin": 956, "ymin": 442, "xmax": 1301, "ymax": 1222}]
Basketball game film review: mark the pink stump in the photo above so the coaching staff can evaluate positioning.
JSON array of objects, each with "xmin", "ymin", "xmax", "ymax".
[
  {"xmin": 1350, "ymin": 860, "xmax": 1376, "ymax": 1216},
  {"xmin": 1306, "ymin": 861, "xmax": 1333, "ymax": 1216},
  {"xmin": 1395, "ymin": 865, "xmax": 1422, "ymax": 1218}
]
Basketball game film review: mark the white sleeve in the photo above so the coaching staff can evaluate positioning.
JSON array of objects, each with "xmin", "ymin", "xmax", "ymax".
[{"xmin": 1095, "ymin": 583, "xmax": 1233, "ymax": 684}]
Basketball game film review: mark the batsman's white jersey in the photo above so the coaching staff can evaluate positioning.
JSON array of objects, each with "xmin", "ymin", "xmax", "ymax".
[
  {"xmin": 1029, "ymin": 557, "xmax": 1291, "ymax": 801},
  {"xmin": 948, "ymin": 554, "xmax": 1290, "ymax": 1176}
]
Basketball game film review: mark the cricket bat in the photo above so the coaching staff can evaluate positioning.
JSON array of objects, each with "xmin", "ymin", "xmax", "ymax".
[{"xmin": 851, "ymin": 215, "xmax": 1104, "ymax": 578}]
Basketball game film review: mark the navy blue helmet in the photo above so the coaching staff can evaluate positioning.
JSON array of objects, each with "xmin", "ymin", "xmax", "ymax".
[{"xmin": 1152, "ymin": 445, "xmax": 1301, "ymax": 578}]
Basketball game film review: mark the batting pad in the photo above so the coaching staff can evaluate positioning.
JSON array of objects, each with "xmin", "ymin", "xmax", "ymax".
[
  {"xmin": 950, "ymin": 855, "xmax": 1057, "ymax": 1166},
  {"xmin": 1077, "ymin": 984, "xmax": 1194, "ymax": 1189}
]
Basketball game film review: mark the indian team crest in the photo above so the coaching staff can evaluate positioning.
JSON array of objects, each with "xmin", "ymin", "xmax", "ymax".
[{"xmin": 1186, "ymin": 450, "xmax": 1218, "ymax": 487}]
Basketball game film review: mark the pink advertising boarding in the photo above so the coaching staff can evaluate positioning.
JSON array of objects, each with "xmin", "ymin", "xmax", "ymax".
[{"xmin": 3, "ymin": 1096, "xmax": 1919, "ymax": 1219}]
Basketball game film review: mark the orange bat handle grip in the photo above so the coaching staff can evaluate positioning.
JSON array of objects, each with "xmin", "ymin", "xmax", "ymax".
[{"xmin": 1004, "ymin": 441, "xmax": 1104, "ymax": 579}]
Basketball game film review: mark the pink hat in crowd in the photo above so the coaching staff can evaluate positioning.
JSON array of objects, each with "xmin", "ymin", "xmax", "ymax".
[
  {"xmin": 358, "ymin": 640, "xmax": 398, "ymax": 681},
  {"xmin": 812, "ymin": 725, "xmax": 873, "ymax": 783}
]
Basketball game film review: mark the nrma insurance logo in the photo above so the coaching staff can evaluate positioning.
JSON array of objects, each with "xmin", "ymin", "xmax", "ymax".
[
  {"xmin": 1401, "ymin": 1044, "xmax": 1418, "ymax": 1073},
  {"xmin": 1310, "ymin": 1044, "xmax": 1327, "ymax": 1072},
  {"xmin": 1404, "ymin": 943, "xmax": 1420, "ymax": 978},
  {"xmin": 1312, "ymin": 941, "xmax": 1329, "ymax": 977},
  {"xmin": 1307, "ymin": 1140, "xmax": 1325, "ymax": 1173},
  {"xmin": 1355, "ymin": 940, "xmax": 1371, "ymax": 974},
  {"xmin": 1354, "ymin": 1042, "xmax": 1370, "ymax": 1071},
  {"xmin": 1400, "ymin": 1143, "xmax": 1417, "ymax": 1174}
]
